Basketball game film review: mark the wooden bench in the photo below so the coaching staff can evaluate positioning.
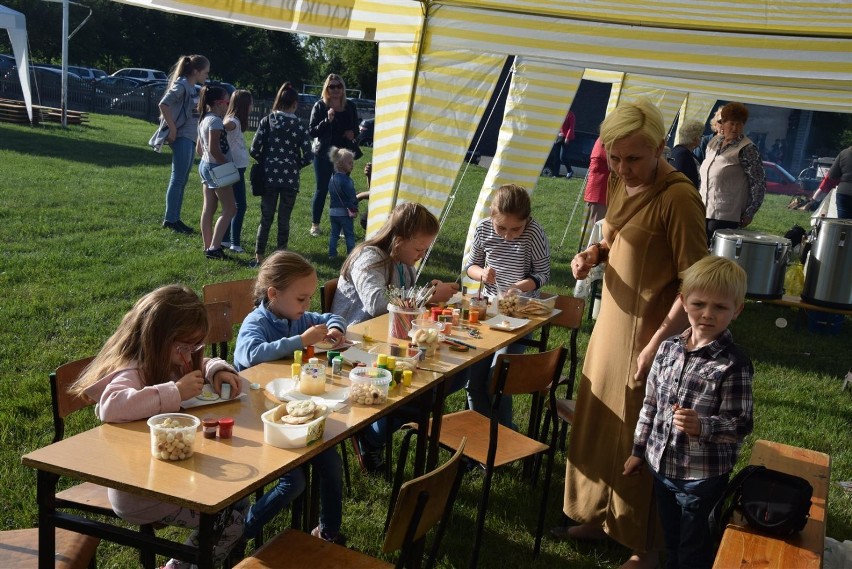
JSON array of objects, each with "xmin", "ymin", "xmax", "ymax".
[{"xmin": 713, "ymin": 439, "xmax": 831, "ymax": 569}]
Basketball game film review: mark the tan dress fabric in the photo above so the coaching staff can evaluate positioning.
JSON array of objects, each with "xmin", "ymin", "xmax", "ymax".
[{"xmin": 564, "ymin": 170, "xmax": 707, "ymax": 552}]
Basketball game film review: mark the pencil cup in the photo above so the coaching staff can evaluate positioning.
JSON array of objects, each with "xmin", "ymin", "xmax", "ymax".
[{"xmin": 387, "ymin": 304, "xmax": 426, "ymax": 341}]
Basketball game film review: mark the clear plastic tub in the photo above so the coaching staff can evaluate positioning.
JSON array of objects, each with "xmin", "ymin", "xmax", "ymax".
[
  {"xmin": 515, "ymin": 292, "xmax": 557, "ymax": 316},
  {"xmin": 261, "ymin": 405, "xmax": 330, "ymax": 448},
  {"xmin": 148, "ymin": 413, "xmax": 200, "ymax": 461},
  {"xmin": 348, "ymin": 367, "xmax": 392, "ymax": 405}
]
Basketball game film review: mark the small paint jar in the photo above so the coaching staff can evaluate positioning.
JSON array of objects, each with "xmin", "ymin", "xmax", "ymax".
[
  {"xmin": 305, "ymin": 345, "xmax": 315, "ymax": 359},
  {"xmin": 327, "ymin": 350, "xmax": 340, "ymax": 367},
  {"xmin": 217, "ymin": 417, "xmax": 234, "ymax": 439},
  {"xmin": 332, "ymin": 356, "xmax": 343, "ymax": 376},
  {"xmin": 202, "ymin": 418, "xmax": 219, "ymax": 439},
  {"xmin": 402, "ymin": 370, "xmax": 413, "ymax": 387}
]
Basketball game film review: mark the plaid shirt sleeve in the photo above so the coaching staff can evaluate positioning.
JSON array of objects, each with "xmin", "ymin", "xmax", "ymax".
[
  {"xmin": 698, "ymin": 350, "xmax": 754, "ymax": 445},
  {"xmin": 632, "ymin": 339, "xmax": 671, "ymax": 458}
]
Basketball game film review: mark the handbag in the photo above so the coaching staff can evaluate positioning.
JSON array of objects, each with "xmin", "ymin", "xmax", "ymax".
[
  {"xmin": 209, "ymin": 162, "xmax": 240, "ymax": 187},
  {"xmin": 250, "ymin": 162, "xmax": 265, "ymax": 197},
  {"xmin": 709, "ymin": 465, "xmax": 812, "ymax": 539},
  {"xmin": 348, "ymin": 138, "xmax": 363, "ymax": 160}
]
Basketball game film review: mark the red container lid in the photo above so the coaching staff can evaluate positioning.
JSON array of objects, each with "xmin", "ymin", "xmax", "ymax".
[{"xmin": 218, "ymin": 417, "xmax": 235, "ymax": 427}]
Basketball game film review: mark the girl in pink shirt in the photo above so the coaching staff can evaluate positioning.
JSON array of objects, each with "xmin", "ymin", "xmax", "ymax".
[{"xmin": 71, "ymin": 284, "xmax": 245, "ymax": 569}]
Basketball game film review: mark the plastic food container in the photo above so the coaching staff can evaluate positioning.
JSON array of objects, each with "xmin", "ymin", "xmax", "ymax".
[
  {"xmin": 261, "ymin": 405, "xmax": 330, "ymax": 448},
  {"xmin": 515, "ymin": 292, "xmax": 557, "ymax": 316},
  {"xmin": 348, "ymin": 367, "xmax": 392, "ymax": 405},
  {"xmin": 387, "ymin": 304, "xmax": 426, "ymax": 340},
  {"xmin": 148, "ymin": 413, "xmax": 200, "ymax": 461},
  {"xmin": 408, "ymin": 319, "xmax": 443, "ymax": 357}
]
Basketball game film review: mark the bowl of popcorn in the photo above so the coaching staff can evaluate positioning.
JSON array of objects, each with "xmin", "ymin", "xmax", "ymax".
[
  {"xmin": 348, "ymin": 367, "xmax": 392, "ymax": 405},
  {"xmin": 261, "ymin": 400, "xmax": 330, "ymax": 448},
  {"xmin": 148, "ymin": 413, "xmax": 200, "ymax": 461}
]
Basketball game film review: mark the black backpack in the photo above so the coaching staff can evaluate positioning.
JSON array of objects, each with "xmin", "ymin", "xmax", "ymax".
[{"xmin": 709, "ymin": 465, "xmax": 813, "ymax": 539}]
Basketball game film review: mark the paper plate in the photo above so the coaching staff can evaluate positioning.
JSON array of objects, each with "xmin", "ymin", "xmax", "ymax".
[{"xmin": 482, "ymin": 315, "xmax": 531, "ymax": 331}]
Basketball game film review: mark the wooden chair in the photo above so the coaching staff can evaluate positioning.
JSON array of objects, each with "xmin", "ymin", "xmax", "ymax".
[
  {"xmin": 50, "ymin": 356, "xmax": 156, "ymax": 569},
  {"xmin": 542, "ymin": 295, "xmax": 585, "ymax": 451},
  {"xmin": 427, "ymin": 347, "xmax": 567, "ymax": 568},
  {"xmin": 233, "ymin": 438, "xmax": 466, "ymax": 569},
  {"xmin": 319, "ymin": 277, "xmax": 338, "ymax": 313},
  {"xmin": 0, "ymin": 527, "xmax": 99, "ymax": 569},
  {"xmin": 202, "ymin": 278, "xmax": 257, "ymax": 360},
  {"xmin": 204, "ymin": 301, "xmax": 233, "ymax": 360}
]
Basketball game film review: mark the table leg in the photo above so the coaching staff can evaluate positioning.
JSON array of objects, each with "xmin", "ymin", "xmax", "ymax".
[
  {"xmin": 197, "ymin": 512, "xmax": 215, "ymax": 569},
  {"xmin": 36, "ymin": 470, "xmax": 57, "ymax": 569},
  {"xmin": 424, "ymin": 379, "xmax": 449, "ymax": 474}
]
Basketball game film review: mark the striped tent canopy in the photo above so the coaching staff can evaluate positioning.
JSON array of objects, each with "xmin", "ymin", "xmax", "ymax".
[{"xmin": 116, "ymin": 0, "xmax": 852, "ymax": 276}]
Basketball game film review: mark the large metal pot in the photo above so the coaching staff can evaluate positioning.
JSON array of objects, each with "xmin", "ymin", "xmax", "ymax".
[
  {"xmin": 802, "ymin": 218, "xmax": 852, "ymax": 309},
  {"xmin": 711, "ymin": 229, "xmax": 791, "ymax": 299}
]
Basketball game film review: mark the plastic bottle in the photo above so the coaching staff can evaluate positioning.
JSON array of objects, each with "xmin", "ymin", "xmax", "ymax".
[{"xmin": 293, "ymin": 350, "xmax": 303, "ymax": 365}]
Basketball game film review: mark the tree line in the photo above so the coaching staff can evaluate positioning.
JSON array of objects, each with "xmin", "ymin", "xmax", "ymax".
[{"xmin": 0, "ymin": 0, "xmax": 379, "ymax": 99}]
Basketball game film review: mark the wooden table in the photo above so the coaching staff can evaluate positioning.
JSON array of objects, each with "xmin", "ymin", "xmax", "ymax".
[
  {"xmin": 346, "ymin": 310, "xmax": 558, "ymax": 471},
  {"xmin": 712, "ymin": 440, "xmax": 831, "ymax": 569},
  {"xmin": 762, "ymin": 294, "xmax": 852, "ymax": 316},
  {"xmin": 21, "ymin": 363, "xmax": 441, "ymax": 569}
]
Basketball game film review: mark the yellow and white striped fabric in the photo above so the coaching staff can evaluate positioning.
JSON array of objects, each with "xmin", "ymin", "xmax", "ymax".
[{"xmin": 460, "ymin": 57, "xmax": 584, "ymax": 293}]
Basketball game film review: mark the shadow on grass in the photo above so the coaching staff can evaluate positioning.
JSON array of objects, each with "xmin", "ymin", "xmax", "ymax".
[{"xmin": 0, "ymin": 125, "xmax": 163, "ymax": 168}]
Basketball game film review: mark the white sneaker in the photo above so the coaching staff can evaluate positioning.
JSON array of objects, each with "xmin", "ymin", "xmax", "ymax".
[
  {"xmin": 309, "ymin": 225, "xmax": 321, "ymax": 237},
  {"xmin": 229, "ymin": 245, "xmax": 245, "ymax": 253},
  {"xmin": 221, "ymin": 241, "xmax": 231, "ymax": 248}
]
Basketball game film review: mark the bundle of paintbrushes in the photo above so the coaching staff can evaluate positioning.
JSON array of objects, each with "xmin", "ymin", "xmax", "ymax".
[{"xmin": 385, "ymin": 284, "xmax": 435, "ymax": 339}]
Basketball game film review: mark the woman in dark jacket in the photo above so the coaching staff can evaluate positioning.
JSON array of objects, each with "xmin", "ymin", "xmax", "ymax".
[{"xmin": 308, "ymin": 74, "xmax": 360, "ymax": 237}]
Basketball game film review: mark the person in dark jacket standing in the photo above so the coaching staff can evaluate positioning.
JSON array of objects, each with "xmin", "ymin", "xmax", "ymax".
[{"xmin": 308, "ymin": 74, "xmax": 360, "ymax": 237}]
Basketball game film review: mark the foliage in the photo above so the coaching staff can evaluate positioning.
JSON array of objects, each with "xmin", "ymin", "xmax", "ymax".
[
  {"xmin": 302, "ymin": 36, "xmax": 379, "ymax": 98},
  {"xmin": 0, "ymin": 114, "xmax": 850, "ymax": 569}
]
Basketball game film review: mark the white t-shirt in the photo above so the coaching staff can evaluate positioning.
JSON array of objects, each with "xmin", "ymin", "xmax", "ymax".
[{"xmin": 226, "ymin": 116, "xmax": 250, "ymax": 169}]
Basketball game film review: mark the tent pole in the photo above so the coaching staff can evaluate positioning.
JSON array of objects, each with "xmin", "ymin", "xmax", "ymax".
[
  {"xmin": 389, "ymin": 0, "xmax": 432, "ymax": 211},
  {"xmin": 61, "ymin": 0, "xmax": 68, "ymax": 127}
]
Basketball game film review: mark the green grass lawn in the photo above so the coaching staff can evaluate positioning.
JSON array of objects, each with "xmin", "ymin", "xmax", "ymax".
[{"xmin": 1, "ymin": 114, "xmax": 850, "ymax": 568}]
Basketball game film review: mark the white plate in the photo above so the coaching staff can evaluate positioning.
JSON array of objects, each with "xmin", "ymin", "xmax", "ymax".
[
  {"xmin": 181, "ymin": 377, "xmax": 250, "ymax": 409},
  {"xmin": 265, "ymin": 378, "xmax": 349, "ymax": 405},
  {"xmin": 482, "ymin": 315, "xmax": 531, "ymax": 331}
]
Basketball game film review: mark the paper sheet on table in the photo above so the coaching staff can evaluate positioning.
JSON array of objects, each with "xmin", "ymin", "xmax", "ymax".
[
  {"xmin": 265, "ymin": 378, "xmax": 349, "ymax": 411},
  {"xmin": 181, "ymin": 376, "xmax": 251, "ymax": 409}
]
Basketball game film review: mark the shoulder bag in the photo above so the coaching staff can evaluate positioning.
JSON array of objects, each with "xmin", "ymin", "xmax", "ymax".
[
  {"xmin": 709, "ymin": 465, "xmax": 812, "ymax": 540},
  {"xmin": 210, "ymin": 162, "xmax": 240, "ymax": 187}
]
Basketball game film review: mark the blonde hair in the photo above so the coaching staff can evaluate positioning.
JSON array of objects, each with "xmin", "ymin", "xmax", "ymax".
[
  {"xmin": 600, "ymin": 99, "xmax": 665, "ymax": 154},
  {"xmin": 329, "ymin": 146, "xmax": 355, "ymax": 172},
  {"xmin": 168, "ymin": 54, "xmax": 209, "ymax": 88},
  {"xmin": 680, "ymin": 256, "xmax": 747, "ymax": 306},
  {"xmin": 678, "ymin": 120, "xmax": 706, "ymax": 146},
  {"xmin": 254, "ymin": 251, "xmax": 316, "ymax": 304},
  {"xmin": 490, "ymin": 184, "xmax": 531, "ymax": 220},
  {"xmin": 321, "ymin": 74, "xmax": 347, "ymax": 106},
  {"xmin": 71, "ymin": 285, "xmax": 207, "ymax": 397},
  {"xmin": 341, "ymin": 202, "xmax": 439, "ymax": 283}
]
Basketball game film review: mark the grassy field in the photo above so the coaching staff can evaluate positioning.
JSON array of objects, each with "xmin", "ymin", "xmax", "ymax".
[{"xmin": 1, "ymin": 114, "xmax": 850, "ymax": 568}]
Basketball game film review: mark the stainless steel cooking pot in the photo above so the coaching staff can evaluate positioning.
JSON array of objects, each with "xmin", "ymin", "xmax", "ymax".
[
  {"xmin": 802, "ymin": 218, "xmax": 852, "ymax": 309},
  {"xmin": 711, "ymin": 229, "xmax": 791, "ymax": 299}
]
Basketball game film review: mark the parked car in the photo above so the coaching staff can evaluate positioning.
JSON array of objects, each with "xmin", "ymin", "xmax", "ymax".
[
  {"xmin": 357, "ymin": 117, "xmax": 374, "ymax": 146},
  {"xmin": 111, "ymin": 67, "xmax": 167, "ymax": 82},
  {"xmin": 297, "ymin": 93, "xmax": 319, "ymax": 121},
  {"xmin": 763, "ymin": 161, "xmax": 804, "ymax": 195},
  {"xmin": 67, "ymin": 65, "xmax": 99, "ymax": 82},
  {"xmin": 0, "ymin": 54, "xmax": 15, "ymax": 70},
  {"xmin": 797, "ymin": 156, "xmax": 835, "ymax": 192},
  {"xmin": 90, "ymin": 68, "xmax": 107, "ymax": 80}
]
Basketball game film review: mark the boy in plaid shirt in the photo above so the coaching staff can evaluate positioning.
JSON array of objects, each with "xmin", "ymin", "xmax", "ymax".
[{"xmin": 624, "ymin": 256, "xmax": 753, "ymax": 569}]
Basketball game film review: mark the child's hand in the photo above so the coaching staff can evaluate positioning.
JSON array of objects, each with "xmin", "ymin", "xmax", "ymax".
[
  {"xmin": 212, "ymin": 370, "xmax": 242, "ymax": 398},
  {"xmin": 302, "ymin": 324, "xmax": 329, "ymax": 348},
  {"xmin": 673, "ymin": 404, "xmax": 701, "ymax": 436},
  {"xmin": 175, "ymin": 370, "xmax": 204, "ymax": 400},
  {"xmin": 623, "ymin": 456, "xmax": 644, "ymax": 476},
  {"xmin": 325, "ymin": 328, "xmax": 346, "ymax": 348},
  {"xmin": 431, "ymin": 280, "xmax": 459, "ymax": 303},
  {"xmin": 481, "ymin": 266, "xmax": 496, "ymax": 284}
]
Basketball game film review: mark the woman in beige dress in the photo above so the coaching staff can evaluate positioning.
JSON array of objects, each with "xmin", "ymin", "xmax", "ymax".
[{"xmin": 563, "ymin": 100, "xmax": 707, "ymax": 568}]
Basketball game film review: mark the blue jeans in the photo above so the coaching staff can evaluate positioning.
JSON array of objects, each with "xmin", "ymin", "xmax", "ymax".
[
  {"xmin": 329, "ymin": 215, "xmax": 355, "ymax": 257},
  {"xmin": 222, "ymin": 167, "xmax": 247, "ymax": 246},
  {"xmin": 652, "ymin": 469, "xmax": 730, "ymax": 569},
  {"xmin": 465, "ymin": 340, "xmax": 528, "ymax": 429},
  {"xmin": 163, "ymin": 136, "xmax": 195, "ymax": 223},
  {"xmin": 312, "ymin": 152, "xmax": 333, "ymax": 224},
  {"xmin": 836, "ymin": 193, "xmax": 852, "ymax": 219},
  {"xmin": 244, "ymin": 447, "xmax": 343, "ymax": 538}
]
